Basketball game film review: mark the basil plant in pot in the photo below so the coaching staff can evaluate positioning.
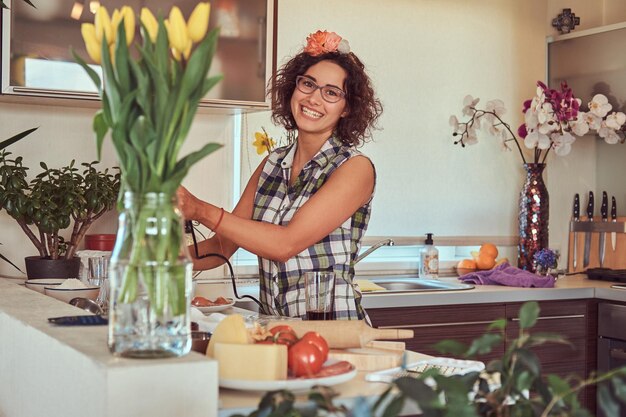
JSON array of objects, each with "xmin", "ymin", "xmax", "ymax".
[{"xmin": 0, "ymin": 150, "xmax": 120, "ymax": 278}]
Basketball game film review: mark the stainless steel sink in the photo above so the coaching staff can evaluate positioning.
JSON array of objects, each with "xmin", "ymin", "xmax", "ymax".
[{"xmin": 367, "ymin": 277, "xmax": 474, "ymax": 293}]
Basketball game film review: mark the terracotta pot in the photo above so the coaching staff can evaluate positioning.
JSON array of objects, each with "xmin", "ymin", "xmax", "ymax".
[
  {"xmin": 85, "ymin": 234, "xmax": 116, "ymax": 251},
  {"xmin": 24, "ymin": 256, "xmax": 81, "ymax": 279}
]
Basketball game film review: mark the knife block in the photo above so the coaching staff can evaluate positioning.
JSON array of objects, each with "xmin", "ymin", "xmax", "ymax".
[{"xmin": 568, "ymin": 216, "xmax": 626, "ymax": 271}]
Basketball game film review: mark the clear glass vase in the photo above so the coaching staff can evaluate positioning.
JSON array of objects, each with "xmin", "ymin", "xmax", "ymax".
[{"xmin": 108, "ymin": 192, "xmax": 192, "ymax": 358}]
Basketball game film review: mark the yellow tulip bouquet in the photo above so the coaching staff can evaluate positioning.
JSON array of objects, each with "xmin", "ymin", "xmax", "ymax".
[{"xmin": 73, "ymin": 2, "xmax": 222, "ymax": 350}]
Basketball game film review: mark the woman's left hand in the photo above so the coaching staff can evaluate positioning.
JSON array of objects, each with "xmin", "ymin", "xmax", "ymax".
[{"xmin": 176, "ymin": 186, "xmax": 202, "ymax": 220}]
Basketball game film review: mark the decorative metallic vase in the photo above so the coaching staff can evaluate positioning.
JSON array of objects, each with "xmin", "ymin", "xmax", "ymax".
[{"xmin": 518, "ymin": 164, "xmax": 549, "ymax": 271}]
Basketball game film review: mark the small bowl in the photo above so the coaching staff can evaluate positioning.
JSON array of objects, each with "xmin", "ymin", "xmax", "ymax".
[
  {"xmin": 25, "ymin": 278, "xmax": 67, "ymax": 294},
  {"xmin": 191, "ymin": 331, "xmax": 211, "ymax": 354},
  {"xmin": 44, "ymin": 285, "xmax": 100, "ymax": 303}
]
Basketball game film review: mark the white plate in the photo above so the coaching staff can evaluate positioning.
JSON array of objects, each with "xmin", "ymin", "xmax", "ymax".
[
  {"xmin": 193, "ymin": 298, "xmax": 235, "ymax": 313},
  {"xmin": 220, "ymin": 359, "xmax": 357, "ymax": 391}
]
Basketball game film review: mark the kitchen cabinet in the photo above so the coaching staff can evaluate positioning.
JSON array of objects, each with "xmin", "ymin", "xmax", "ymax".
[
  {"xmin": 368, "ymin": 299, "xmax": 598, "ymax": 409},
  {"xmin": 367, "ymin": 303, "xmax": 506, "ymax": 363},
  {"xmin": 0, "ymin": 0, "xmax": 276, "ymax": 111}
]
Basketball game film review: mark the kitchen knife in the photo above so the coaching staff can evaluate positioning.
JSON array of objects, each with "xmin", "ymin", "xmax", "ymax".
[
  {"xmin": 583, "ymin": 191, "xmax": 594, "ymax": 268},
  {"xmin": 600, "ymin": 191, "xmax": 608, "ymax": 267},
  {"xmin": 612, "ymin": 196, "xmax": 617, "ymax": 251},
  {"xmin": 572, "ymin": 193, "xmax": 580, "ymax": 271}
]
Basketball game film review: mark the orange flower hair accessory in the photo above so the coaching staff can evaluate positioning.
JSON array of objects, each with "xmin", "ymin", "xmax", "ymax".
[{"xmin": 304, "ymin": 30, "xmax": 350, "ymax": 56}]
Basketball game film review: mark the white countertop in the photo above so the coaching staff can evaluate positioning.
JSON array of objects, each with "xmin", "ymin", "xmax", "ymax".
[{"xmin": 3, "ymin": 273, "xmax": 626, "ymax": 417}]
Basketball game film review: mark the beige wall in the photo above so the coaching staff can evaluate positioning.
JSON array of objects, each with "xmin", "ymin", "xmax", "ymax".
[{"xmin": 1, "ymin": 0, "xmax": 625, "ymax": 276}]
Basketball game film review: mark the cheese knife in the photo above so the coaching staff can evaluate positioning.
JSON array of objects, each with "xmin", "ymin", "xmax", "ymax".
[
  {"xmin": 612, "ymin": 196, "xmax": 617, "ymax": 252},
  {"xmin": 599, "ymin": 191, "xmax": 608, "ymax": 267},
  {"xmin": 583, "ymin": 191, "xmax": 594, "ymax": 268},
  {"xmin": 572, "ymin": 193, "xmax": 580, "ymax": 271}
]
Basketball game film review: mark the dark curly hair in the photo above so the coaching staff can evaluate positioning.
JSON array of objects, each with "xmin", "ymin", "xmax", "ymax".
[{"xmin": 268, "ymin": 51, "xmax": 383, "ymax": 147}]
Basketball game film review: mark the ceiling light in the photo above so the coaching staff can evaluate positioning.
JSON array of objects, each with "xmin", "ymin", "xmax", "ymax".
[
  {"xmin": 70, "ymin": 1, "xmax": 83, "ymax": 20},
  {"xmin": 89, "ymin": 0, "xmax": 100, "ymax": 14}
]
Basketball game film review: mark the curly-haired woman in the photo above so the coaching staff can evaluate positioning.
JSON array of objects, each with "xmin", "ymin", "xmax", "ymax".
[{"xmin": 178, "ymin": 30, "xmax": 383, "ymax": 320}]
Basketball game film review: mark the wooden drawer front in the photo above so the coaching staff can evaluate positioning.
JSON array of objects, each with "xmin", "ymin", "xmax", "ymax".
[
  {"xmin": 514, "ymin": 339, "xmax": 586, "ymax": 377},
  {"xmin": 505, "ymin": 300, "xmax": 587, "ymax": 318},
  {"xmin": 506, "ymin": 315, "xmax": 587, "ymax": 341},
  {"xmin": 368, "ymin": 304, "xmax": 506, "ymax": 328},
  {"xmin": 404, "ymin": 324, "xmax": 505, "ymax": 363}
]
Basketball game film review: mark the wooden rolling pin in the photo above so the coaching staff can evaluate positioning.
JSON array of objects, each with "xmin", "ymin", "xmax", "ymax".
[{"xmin": 266, "ymin": 320, "xmax": 414, "ymax": 349}]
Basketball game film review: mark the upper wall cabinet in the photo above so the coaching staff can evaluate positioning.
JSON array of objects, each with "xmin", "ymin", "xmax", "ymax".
[{"xmin": 0, "ymin": 0, "xmax": 276, "ymax": 110}]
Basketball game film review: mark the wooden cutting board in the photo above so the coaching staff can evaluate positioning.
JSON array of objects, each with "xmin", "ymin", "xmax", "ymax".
[{"xmin": 328, "ymin": 341, "xmax": 405, "ymax": 371}]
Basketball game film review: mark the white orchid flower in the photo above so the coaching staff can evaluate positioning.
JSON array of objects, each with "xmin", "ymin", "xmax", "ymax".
[
  {"xmin": 449, "ymin": 115, "xmax": 460, "ymax": 133},
  {"xmin": 462, "ymin": 95, "xmax": 480, "ymax": 116},
  {"xmin": 486, "ymin": 99, "xmax": 506, "ymax": 116},
  {"xmin": 499, "ymin": 130, "xmax": 511, "ymax": 152},
  {"xmin": 600, "ymin": 127, "xmax": 621, "ymax": 144},
  {"xmin": 465, "ymin": 126, "xmax": 478, "ymax": 145},
  {"xmin": 552, "ymin": 132, "xmax": 576, "ymax": 156},
  {"xmin": 583, "ymin": 112, "xmax": 602, "ymax": 130},
  {"xmin": 588, "ymin": 94, "xmax": 612, "ymax": 118},
  {"xmin": 537, "ymin": 102, "xmax": 554, "ymax": 125},
  {"xmin": 488, "ymin": 123, "xmax": 503, "ymax": 136},
  {"xmin": 605, "ymin": 112, "xmax": 626, "ymax": 130},
  {"xmin": 524, "ymin": 130, "xmax": 550, "ymax": 149},
  {"xmin": 524, "ymin": 109, "xmax": 539, "ymax": 130},
  {"xmin": 570, "ymin": 113, "xmax": 590, "ymax": 136}
]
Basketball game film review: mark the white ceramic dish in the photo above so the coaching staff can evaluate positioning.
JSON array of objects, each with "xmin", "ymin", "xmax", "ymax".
[
  {"xmin": 44, "ymin": 285, "xmax": 100, "ymax": 303},
  {"xmin": 194, "ymin": 298, "xmax": 235, "ymax": 314},
  {"xmin": 219, "ymin": 359, "xmax": 357, "ymax": 391},
  {"xmin": 24, "ymin": 278, "xmax": 67, "ymax": 294}
]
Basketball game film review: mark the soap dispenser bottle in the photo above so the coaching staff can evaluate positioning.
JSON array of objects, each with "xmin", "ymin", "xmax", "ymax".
[{"xmin": 419, "ymin": 233, "xmax": 439, "ymax": 278}]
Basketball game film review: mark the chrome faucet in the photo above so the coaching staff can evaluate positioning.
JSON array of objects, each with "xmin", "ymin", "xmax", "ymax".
[{"xmin": 355, "ymin": 238, "xmax": 395, "ymax": 264}]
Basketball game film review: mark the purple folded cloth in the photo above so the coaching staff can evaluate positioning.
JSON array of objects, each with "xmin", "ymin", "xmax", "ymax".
[{"xmin": 458, "ymin": 262, "xmax": 556, "ymax": 288}]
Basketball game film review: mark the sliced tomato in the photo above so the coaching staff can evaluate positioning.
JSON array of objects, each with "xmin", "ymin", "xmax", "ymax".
[
  {"xmin": 288, "ymin": 340, "xmax": 325, "ymax": 377},
  {"xmin": 300, "ymin": 331, "xmax": 329, "ymax": 362},
  {"xmin": 269, "ymin": 325, "xmax": 294, "ymax": 336}
]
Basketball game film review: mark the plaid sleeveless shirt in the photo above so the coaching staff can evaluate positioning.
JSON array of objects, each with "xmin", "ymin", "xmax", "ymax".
[{"xmin": 252, "ymin": 136, "xmax": 374, "ymax": 320}]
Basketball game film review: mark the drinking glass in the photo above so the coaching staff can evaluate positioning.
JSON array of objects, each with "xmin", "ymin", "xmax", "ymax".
[
  {"xmin": 304, "ymin": 272, "xmax": 336, "ymax": 320},
  {"xmin": 88, "ymin": 256, "xmax": 109, "ymax": 312}
]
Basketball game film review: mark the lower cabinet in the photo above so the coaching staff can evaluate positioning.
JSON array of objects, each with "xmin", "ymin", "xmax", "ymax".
[{"xmin": 367, "ymin": 299, "xmax": 598, "ymax": 410}]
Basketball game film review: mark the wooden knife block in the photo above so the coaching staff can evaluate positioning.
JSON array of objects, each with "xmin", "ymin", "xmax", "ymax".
[{"xmin": 568, "ymin": 216, "xmax": 626, "ymax": 271}]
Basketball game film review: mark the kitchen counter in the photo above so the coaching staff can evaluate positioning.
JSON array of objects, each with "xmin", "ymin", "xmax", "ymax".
[
  {"xmin": 2, "ymin": 274, "xmax": 625, "ymax": 417},
  {"xmin": 361, "ymin": 274, "xmax": 625, "ymax": 308}
]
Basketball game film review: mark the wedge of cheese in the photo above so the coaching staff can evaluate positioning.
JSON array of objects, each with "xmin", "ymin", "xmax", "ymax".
[
  {"xmin": 214, "ymin": 343, "xmax": 288, "ymax": 381},
  {"xmin": 355, "ymin": 279, "xmax": 386, "ymax": 292},
  {"xmin": 206, "ymin": 314, "xmax": 249, "ymax": 357}
]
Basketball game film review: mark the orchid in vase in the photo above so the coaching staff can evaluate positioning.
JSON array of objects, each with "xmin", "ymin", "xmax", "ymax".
[
  {"xmin": 450, "ymin": 81, "xmax": 626, "ymax": 164},
  {"xmin": 74, "ymin": 3, "xmax": 222, "ymax": 357},
  {"xmin": 450, "ymin": 81, "xmax": 626, "ymax": 271}
]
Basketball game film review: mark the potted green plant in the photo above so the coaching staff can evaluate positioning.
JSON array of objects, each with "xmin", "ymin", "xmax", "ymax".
[
  {"xmin": 0, "ymin": 150, "xmax": 120, "ymax": 278},
  {"xmin": 0, "ymin": 127, "xmax": 38, "ymax": 272}
]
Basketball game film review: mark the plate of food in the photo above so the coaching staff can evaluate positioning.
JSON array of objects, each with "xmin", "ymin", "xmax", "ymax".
[
  {"xmin": 219, "ymin": 359, "xmax": 357, "ymax": 391},
  {"xmin": 191, "ymin": 296, "xmax": 235, "ymax": 313}
]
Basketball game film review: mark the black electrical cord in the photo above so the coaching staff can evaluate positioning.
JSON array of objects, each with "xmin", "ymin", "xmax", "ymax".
[{"xmin": 186, "ymin": 220, "xmax": 267, "ymax": 314}]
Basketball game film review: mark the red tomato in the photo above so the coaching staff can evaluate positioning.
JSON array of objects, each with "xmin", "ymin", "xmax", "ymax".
[
  {"xmin": 288, "ymin": 340, "xmax": 325, "ymax": 377},
  {"xmin": 269, "ymin": 325, "xmax": 298, "ymax": 347},
  {"xmin": 300, "ymin": 332, "xmax": 329, "ymax": 362},
  {"xmin": 269, "ymin": 325, "xmax": 294, "ymax": 336}
]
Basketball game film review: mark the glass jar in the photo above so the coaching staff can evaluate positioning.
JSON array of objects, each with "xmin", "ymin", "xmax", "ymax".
[{"xmin": 108, "ymin": 192, "xmax": 192, "ymax": 358}]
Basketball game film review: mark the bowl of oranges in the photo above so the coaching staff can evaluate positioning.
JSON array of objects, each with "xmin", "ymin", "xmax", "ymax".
[{"xmin": 456, "ymin": 243, "xmax": 508, "ymax": 276}]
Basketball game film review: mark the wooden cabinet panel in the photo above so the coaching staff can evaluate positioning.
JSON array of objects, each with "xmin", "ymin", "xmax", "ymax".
[
  {"xmin": 368, "ymin": 304, "xmax": 506, "ymax": 363},
  {"xmin": 368, "ymin": 299, "xmax": 597, "ymax": 411}
]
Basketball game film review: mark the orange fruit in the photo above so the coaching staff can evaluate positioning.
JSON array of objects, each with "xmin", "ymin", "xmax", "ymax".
[
  {"xmin": 475, "ymin": 253, "xmax": 496, "ymax": 270},
  {"xmin": 479, "ymin": 243, "xmax": 499, "ymax": 259},
  {"xmin": 457, "ymin": 259, "xmax": 477, "ymax": 270}
]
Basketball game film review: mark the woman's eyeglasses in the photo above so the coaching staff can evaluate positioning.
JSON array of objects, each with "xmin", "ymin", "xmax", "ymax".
[{"xmin": 295, "ymin": 75, "xmax": 346, "ymax": 103}]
